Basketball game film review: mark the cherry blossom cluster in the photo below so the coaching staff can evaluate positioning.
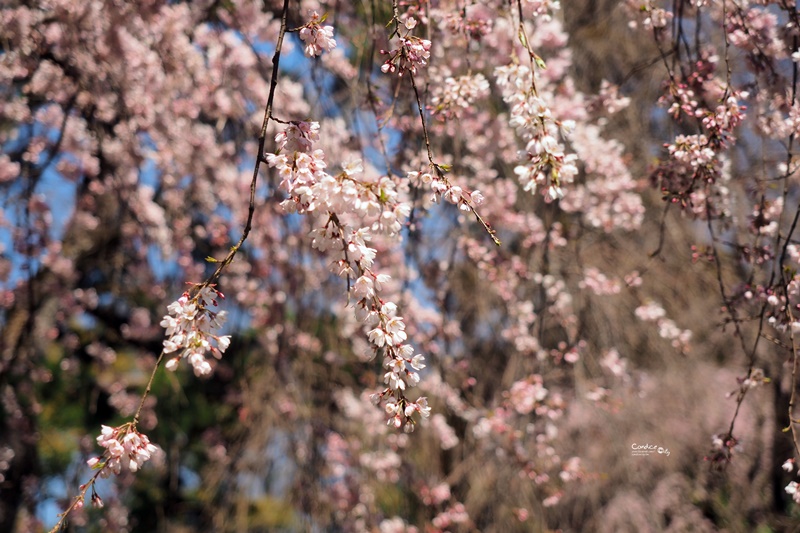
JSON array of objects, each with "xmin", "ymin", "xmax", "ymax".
[
  {"xmin": 440, "ymin": 6, "xmax": 493, "ymax": 41},
  {"xmin": 524, "ymin": 0, "xmax": 562, "ymax": 21},
  {"xmin": 420, "ymin": 482, "xmax": 451, "ymax": 506},
  {"xmin": 725, "ymin": 4, "xmax": 784, "ymax": 58},
  {"xmin": 495, "ymin": 64, "xmax": 578, "ymax": 201},
  {"xmin": 662, "ymin": 79, "xmax": 747, "ymax": 149},
  {"xmin": 734, "ymin": 367, "xmax": 769, "ymax": 391},
  {"xmin": 381, "ymin": 19, "xmax": 432, "ymax": 77},
  {"xmin": 787, "ymin": 481, "xmax": 800, "ymax": 504},
  {"xmin": 652, "ymin": 58, "xmax": 747, "ymax": 213},
  {"xmin": 429, "ymin": 72, "xmax": 490, "ymax": 121},
  {"xmin": 600, "ymin": 348, "xmax": 630, "ymax": 381},
  {"xmin": 589, "ymin": 80, "xmax": 632, "ymax": 115},
  {"xmin": 626, "ymin": 0, "xmax": 673, "ymax": 31},
  {"xmin": 407, "ymin": 168, "xmax": 485, "ymax": 212},
  {"xmin": 266, "ymin": 121, "xmax": 430, "ymax": 431},
  {"xmin": 759, "ymin": 274, "xmax": 800, "ymax": 332},
  {"xmin": 667, "ymin": 134, "xmax": 716, "ymax": 169},
  {"xmin": 379, "ymin": 517, "xmax": 419, "ymax": 533},
  {"xmin": 722, "ymin": 276, "xmax": 800, "ymax": 352},
  {"xmin": 560, "ymin": 121, "xmax": 645, "ymax": 231},
  {"xmin": 86, "ymin": 424, "xmax": 160, "ymax": 478},
  {"xmin": 431, "ymin": 502, "xmax": 470, "ymax": 530},
  {"xmin": 635, "ymin": 301, "xmax": 692, "ymax": 353},
  {"xmin": 505, "ymin": 374, "xmax": 548, "ymax": 415},
  {"xmin": 705, "ymin": 433, "xmax": 740, "ymax": 468},
  {"xmin": 750, "ymin": 196, "xmax": 782, "ymax": 238},
  {"xmin": 298, "ymin": 11, "xmax": 337, "ymax": 58},
  {"xmin": 160, "ymin": 285, "xmax": 230, "ymax": 377},
  {"xmin": 579, "ymin": 267, "xmax": 622, "ymax": 296},
  {"xmin": 785, "ymin": 460, "xmax": 800, "ymax": 504},
  {"xmin": 703, "ymin": 93, "xmax": 747, "ymax": 143}
]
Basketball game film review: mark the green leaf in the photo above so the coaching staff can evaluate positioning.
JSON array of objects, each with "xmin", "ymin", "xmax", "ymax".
[{"xmin": 518, "ymin": 29, "xmax": 527, "ymax": 48}]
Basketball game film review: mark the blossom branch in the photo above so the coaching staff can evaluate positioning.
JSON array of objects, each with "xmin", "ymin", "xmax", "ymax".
[
  {"xmin": 200, "ymin": 0, "xmax": 291, "ymax": 292},
  {"xmin": 381, "ymin": 10, "xmax": 499, "ymax": 246},
  {"xmin": 51, "ymin": 1, "xmax": 293, "ymax": 529},
  {"xmin": 265, "ymin": 120, "xmax": 431, "ymax": 429}
]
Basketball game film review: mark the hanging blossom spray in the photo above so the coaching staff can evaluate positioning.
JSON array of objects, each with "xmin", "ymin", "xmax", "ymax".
[{"xmin": 266, "ymin": 121, "xmax": 431, "ymax": 431}]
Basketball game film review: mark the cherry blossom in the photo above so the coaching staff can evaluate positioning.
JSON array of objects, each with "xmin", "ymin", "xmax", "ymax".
[
  {"xmin": 298, "ymin": 11, "xmax": 336, "ymax": 58},
  {"xmin": 87, "ymin": 424, "xmax": 160, "ymax": 478},
  {"xmin": 160, "ymin": 285, "xmax": 229, "ymax": 377}
]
